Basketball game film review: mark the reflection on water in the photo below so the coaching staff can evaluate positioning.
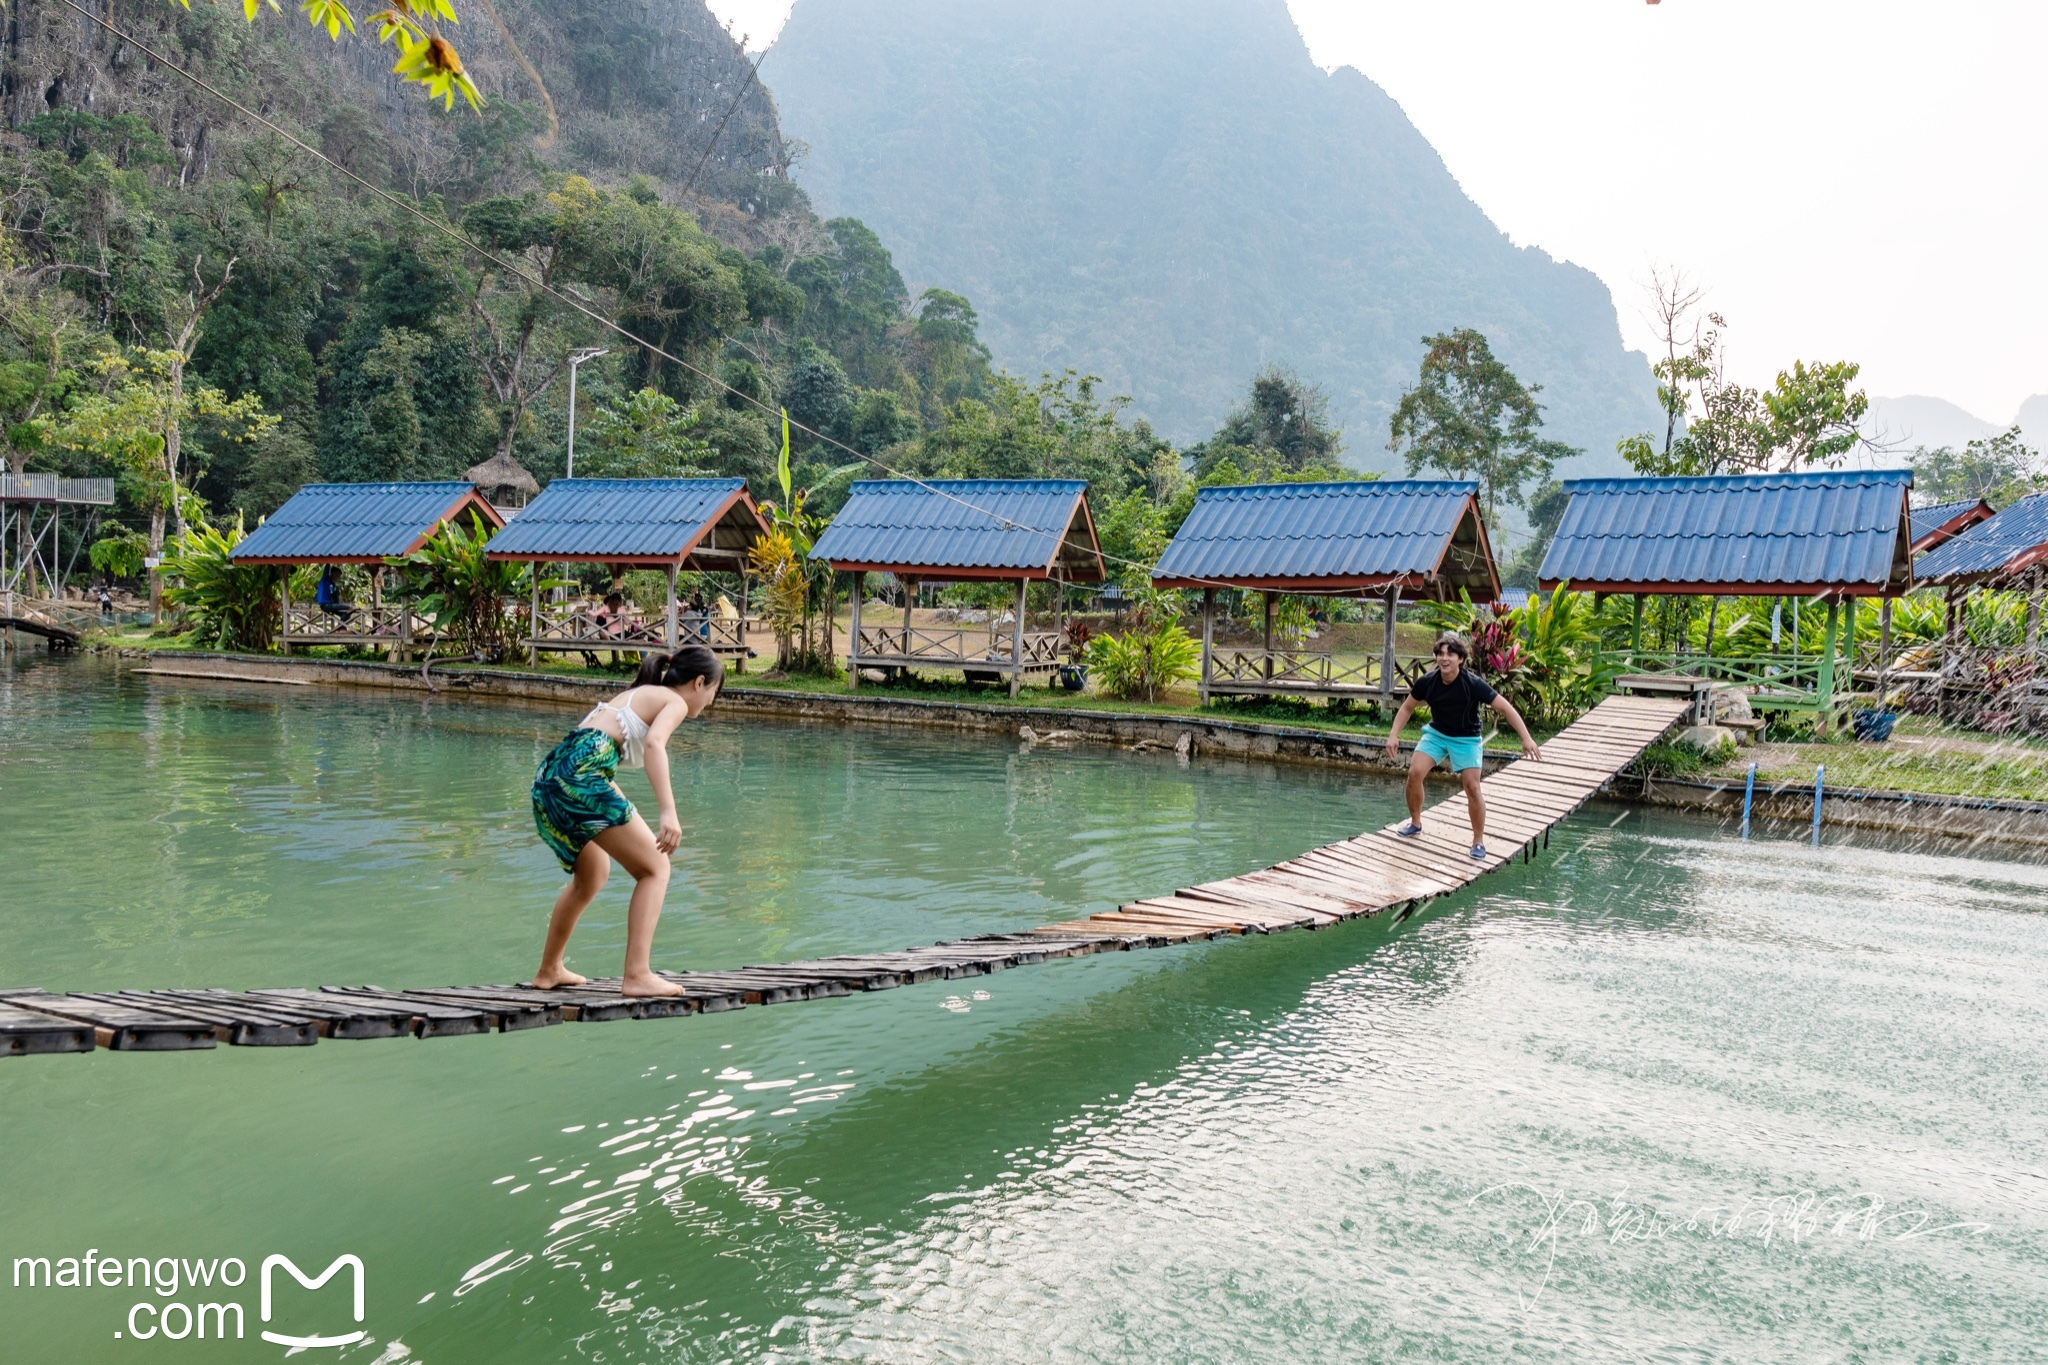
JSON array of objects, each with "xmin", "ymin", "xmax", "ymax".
[{"xmin": 3, "ymin": 655, "xmax": 2046, "ymax": 1363}]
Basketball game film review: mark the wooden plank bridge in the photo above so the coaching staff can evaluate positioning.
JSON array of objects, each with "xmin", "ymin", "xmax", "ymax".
[
  {"xmin": 0, "ymin": 616, "xmax": 82, "ymax": 650},
  {"xmin": 0, "ymin": 694, "xmax": 1689, "ymax": 1058}
]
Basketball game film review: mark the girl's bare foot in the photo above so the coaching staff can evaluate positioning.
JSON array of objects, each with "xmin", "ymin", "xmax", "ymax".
[
  {"xmin": 532, "ymin": 966, "xmax": 589, "ymax": 989},
  {"xmin": 621, "ymin": 970, "xmax": 687, "ymax": 998}
]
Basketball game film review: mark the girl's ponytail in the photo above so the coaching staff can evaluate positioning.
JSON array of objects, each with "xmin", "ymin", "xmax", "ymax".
[{"xmin": 635, "ymin": 645, "xmax": 725, "ymax": 695}]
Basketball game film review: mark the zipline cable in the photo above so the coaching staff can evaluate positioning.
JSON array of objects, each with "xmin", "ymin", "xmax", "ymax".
[{"xmin": 53, "ymin": 0, "xmax": 1469, "ymax": 606}]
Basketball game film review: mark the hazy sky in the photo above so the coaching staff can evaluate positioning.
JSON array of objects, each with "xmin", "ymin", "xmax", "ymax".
[{"xmin": 711, "ymin": 1, "xmax": 2047, "ymax": 421}]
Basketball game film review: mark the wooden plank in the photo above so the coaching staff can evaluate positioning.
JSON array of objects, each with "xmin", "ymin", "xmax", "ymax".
[
  {"xmin": 1263, "ymin": 869, "xmax": 1411, "ymax": 912},
  {"xmin": 1170, "ymin": 886, "xmax": 1331, "ymax": 928},
  {"xmin": 99, "ymin": 992, "xmax": 319, "ymax": 1047},
  {"xmin": 377, "ymin": 988, "xmax": 562, "ymax": 1031},
  {"xmin": 394, "ymin": 984, "xmax": 608, "ymax": 1024},
  {"xmin": 1117, "ymin": 898, "xmax": 1262, "ymax": 930},
  {"xmin": 0, "ymin": 998, "xmax": 95, "ymax": 1055},
  {"xmin": 246, "ymin": 988, "xmax": 426, "ymax": 1038},
  {"xmin": 16, "ymin": 995, "xmax": 218, "ymax": 1051},
  {"xmin": 1087, "ymin": 913, "xmax": 1229, "ymax": 942},
  {"xmin": 658, "ymin": 972, "xmax": 814, "ymax": 1005},
  {"xmin": 318, "ymin": 987, "xmax": 492, "ymax": 1038}
]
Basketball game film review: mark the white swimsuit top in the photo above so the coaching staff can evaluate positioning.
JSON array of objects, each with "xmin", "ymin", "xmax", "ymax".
[{"xmin": 580, "ymin": 688, "xmax": 652, "ymax": 769}]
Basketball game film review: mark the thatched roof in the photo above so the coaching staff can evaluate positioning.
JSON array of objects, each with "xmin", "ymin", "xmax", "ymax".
[{"xmin": 465, "ymin": 451, "xmax": 540, "ymax": 498}]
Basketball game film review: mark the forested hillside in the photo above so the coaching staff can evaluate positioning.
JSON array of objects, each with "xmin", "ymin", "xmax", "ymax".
[
  {"xmin": 765, "ymin": 0, "xmax": 1664, "ymax": 472},
  {"xmin": 0, "ymin": 0, "xmax": 1033, "ymax": 567}
]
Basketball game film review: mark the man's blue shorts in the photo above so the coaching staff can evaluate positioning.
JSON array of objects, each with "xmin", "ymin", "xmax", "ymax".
[{"xmin": 1416, "ymin": 724, "xmax": 1485, "ymax": 773}]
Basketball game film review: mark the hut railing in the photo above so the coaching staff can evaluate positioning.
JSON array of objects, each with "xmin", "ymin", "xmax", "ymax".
[
  {"xmin": 1602, "ymin": 648, "xmax": 1830, "ymax": 695},
  {"xmin": 1206, "ymin": 649, "xmax": 1429, "ymax": 693},
  {"xmin": 282, "ymin": 601, "xmax": 424, "ymax": 643},
  {"xmin": 528, "ymin": 601, "xmax": 753, "ymax": 656},
  {"xmin": 857, "ymin": 623, "xmax": 1064, "ymax": 668}
]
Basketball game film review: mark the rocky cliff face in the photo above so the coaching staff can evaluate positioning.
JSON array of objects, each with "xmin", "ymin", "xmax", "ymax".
[
  {"xmin": 1, "ymin": 0, "xmax": 787, "ymax": 216},
  {"xmin": 765, "ymin": 0, "xmax": 1660, "ymax": 470}
]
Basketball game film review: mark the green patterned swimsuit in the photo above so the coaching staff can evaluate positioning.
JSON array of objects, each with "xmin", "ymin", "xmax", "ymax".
[{"xmin": 531, "ymin": 726, "xmax": 637, "ymax": 873}]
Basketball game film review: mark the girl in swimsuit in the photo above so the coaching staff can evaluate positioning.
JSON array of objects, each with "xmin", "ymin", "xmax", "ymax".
[{"xmin": 529, "ymin": 645, "xmax": 724, "ymax": 997}]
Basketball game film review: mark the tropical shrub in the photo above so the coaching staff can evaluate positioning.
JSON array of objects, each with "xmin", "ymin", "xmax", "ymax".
[
  {"xmin": 1087, "ymin": 621, "xmax": 1200, "ymax": 702},
  {"xmin": 389, "ymin": 511, "xmax": 527, "ymax": 656},
  {"xmin": 160, "ymin": 517, "xmax": 282, "ymax": 651},
  {"xmin": 747, "ymin": 526, "xmax": 810, "ymax": 667}
]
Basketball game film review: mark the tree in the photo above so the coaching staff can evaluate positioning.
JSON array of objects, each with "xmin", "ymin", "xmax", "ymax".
[
  {"xmin": 1617, "ymin": 276, "xmax": 1871, "ymax": 476},
  {"xmin": 577, "ymin": 388, "xmax": 714, "ymax": 478},
  {"xmin": 49, "ymin": 346, "xmax": 273, "ymax": 609},
  {"xmin": 911, "ymin": 370, "xmax": 1167, "ymax": 493},
  {"xmin": 1388, "ymin": 328, "xmax": 1577, "ymax": 523},
  {"xmin": 1192, "ymin": 367, "xmax": 1343, "ymax": 478},
  {"xmin": 1911, "ymin": 428, "xmax": 2042, "ymax": 506}
]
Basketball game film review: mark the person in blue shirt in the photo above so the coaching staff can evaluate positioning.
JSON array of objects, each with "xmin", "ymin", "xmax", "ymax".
[
  {"xmin": 314, "ymin": 565, "xmax": 354, "ymax": 621},
  {"xmin": 1382, "ymin": 633, "xmax": 1541, "ymax": 861}
]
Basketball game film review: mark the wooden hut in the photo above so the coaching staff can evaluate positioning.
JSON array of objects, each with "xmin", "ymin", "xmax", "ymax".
[
  {"xmin": 1538, "ymin": 470, "xmax": 1914, "ymax": 731},
  {"xmin": 483, "ymin": 477, "xmax": 770, "ymax": 664},
  {"xmin": 1149, "ymin": 480, "xmax": 1499, "ymax": 709},
  {"xmin": 1909, "ymin": 497, "xmax": 1996, "ymax": 555},
  {"xmin": 229, "ymin": 481, "xmax": 503, "ymax": 658},
  {"xmin": 1910, "ymin": 491, "xmax": 2048, "ymax": 722},
  {"xmin": 811, "ymin": 478, "xmax": 1105, "ymax": 697}
]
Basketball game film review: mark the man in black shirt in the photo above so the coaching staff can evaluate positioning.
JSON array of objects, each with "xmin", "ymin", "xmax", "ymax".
[{"xmin": 1382, "ymin": 633, "xmax": 1541, "ymax": 860}]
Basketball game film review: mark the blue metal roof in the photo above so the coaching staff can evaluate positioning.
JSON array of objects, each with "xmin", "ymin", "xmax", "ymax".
[
  {"xmin": 1151, "ymin": 480, "xmax": 1490, "ymax": 589},
  {"xmin": 1914, "ymin": 492, "xmax": 2048, "ymax": 582},
  {"xmin": 484, "ymin": 478, "xmax": 752, "ymax": 560},
  {"xmin": 230, "ymin": 482, "xmax": 490, "ymax": 562},
  {"xmin": 1538, "ymin": 470, "xmax": 1912, "ymax": 592},
  {"xmin": 810, "ymin": 479, "xmax": 1096, "ymax": 575},
  {"xmin": 1909, "ymin": 497, "xmax": 1994, "ymax": 551}
]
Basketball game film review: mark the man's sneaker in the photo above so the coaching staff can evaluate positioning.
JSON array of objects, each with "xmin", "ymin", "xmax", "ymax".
[
  {"xmin": 1396, "ymin": 823, "xmax": 1424, "ymax": 838},
  {"xmin": 1469, "ymin": 843, "xmax": 1487, "ymax": 861}
]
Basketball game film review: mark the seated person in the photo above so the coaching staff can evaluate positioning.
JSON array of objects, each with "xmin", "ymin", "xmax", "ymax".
[{"xmin": 314, "ymin": 565, "xmax": 355, "ymax": 621}]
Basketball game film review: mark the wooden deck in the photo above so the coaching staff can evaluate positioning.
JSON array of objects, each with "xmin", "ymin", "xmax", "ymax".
[{"xmin": 0, "ymin": 695, "xmax": 1689, "ymax": 1057}]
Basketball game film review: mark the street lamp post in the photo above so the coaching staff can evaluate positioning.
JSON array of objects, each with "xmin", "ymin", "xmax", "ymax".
[{"xmin": 564, "ymin": 348, "xmax": 610, "ymax": 477}]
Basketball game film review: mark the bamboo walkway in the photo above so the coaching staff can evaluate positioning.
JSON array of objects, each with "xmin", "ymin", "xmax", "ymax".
[{"xmin": 0, "ymin": 695, "xmax": 1690, "ymax": 1057}]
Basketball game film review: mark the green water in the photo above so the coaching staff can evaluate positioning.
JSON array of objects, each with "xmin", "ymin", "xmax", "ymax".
[{"xmin": 3, "ymin": 655, "xmax": 2046, "ymax": 1362}]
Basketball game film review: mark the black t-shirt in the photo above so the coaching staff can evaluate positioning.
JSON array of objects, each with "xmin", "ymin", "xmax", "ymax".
[{"xmin": 1408, "ymin": 667, "xmax": 1498, "ymax": 738}]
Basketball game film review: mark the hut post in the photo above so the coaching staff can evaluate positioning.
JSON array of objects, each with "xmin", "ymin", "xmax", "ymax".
[
  {"xmin": 664, "ymin": 564, "xmax": 679, "ymax": 650},
  {"xmin": 1380, "ymin": 585, "xmax": 1399, "ymax": 713},
  {"xmin": 2026, "ymin": 570, "xmax": 2043, "ymax": 651},
  {"xmin": 1010, "ymin": 577, "xmax": 1028, "ymax": 698},
  {"xmin": 848, "ymin": 571, "xmax": 865, "ymax": 689},
  {"xmin": 397, "ymin": 575, "xmax": 412, "ymax": 663},
  {"xmin": 902, "ymin": 576, "xmax": 915, "ymax": 650},
  {"xmin": 1053, "ymin": 571, "xmax": 1064, "ymax": 647},
  {"xmin": 735, "ymin": 571, "xmax": 750, "ymax": 672},
  {"xmin": 372, "ymin": 569, "xmax": 388, "ymax": 662},
  {"xmin": 1816, "ymin": 595, "xmax": 1841, "ymax": 736},
  {"xmin": 1262, "ymin": 591, "xmax": 1275, "ymax": 679},
  {"xmin": 278, "ymin": 569, "xmax": 292, "ymax": 656},
  {"xmin": 1630, "ymin": 594, "xmax": 1645, "ymax": 657},
  {"xmin": 528, "ymin": 565, "xmax": 541, "ymax": 667},
  {"xmin": 1844, "ymin": 594, "xmax": 1859, "ymax": 690},
  {"xmin": 1199, "ymin": 587, "xmax": 1215, "ymax": 705},
  {"xmin": 1875, "ymin": 595, "xmax": 1894, "ymax": 706}
]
